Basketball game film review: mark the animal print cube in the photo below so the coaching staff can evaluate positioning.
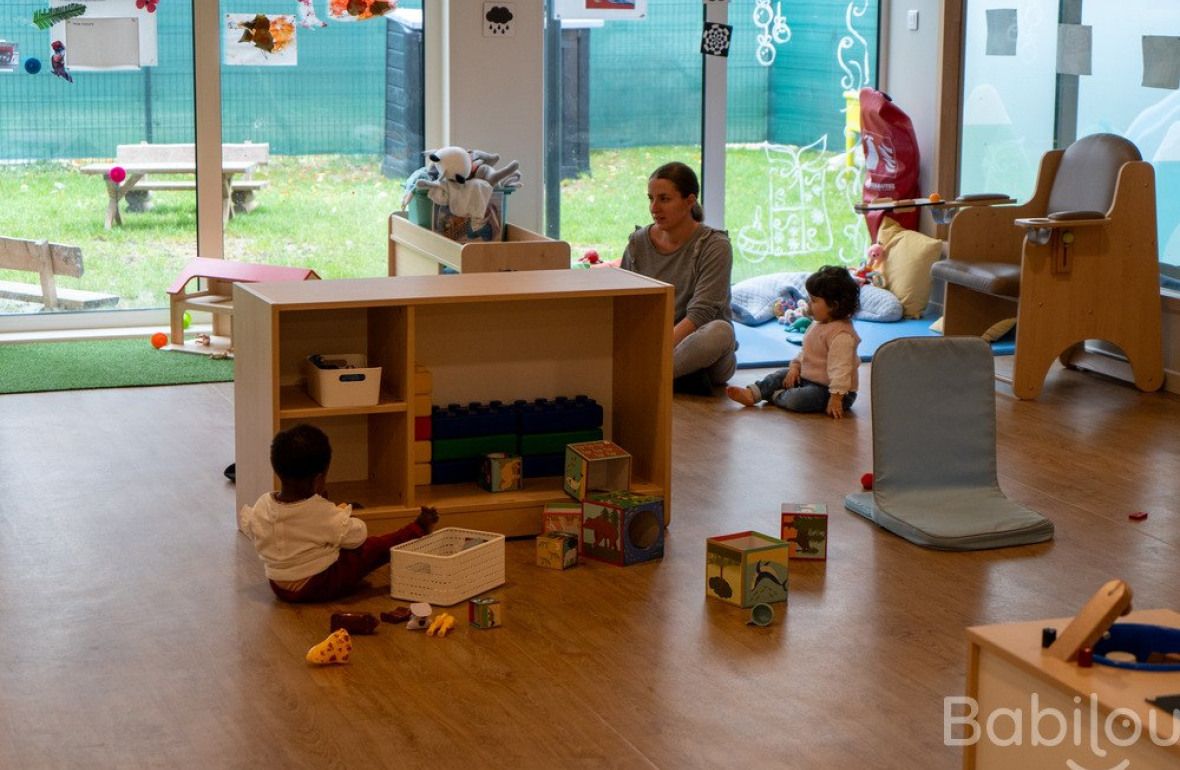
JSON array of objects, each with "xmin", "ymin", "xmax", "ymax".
[
  {"xmin": 705, "ymin": 531, "xmax": 789, "ymax": 608},
  {"xmin": 581, "ymin": 491, "xmax": 664, "ymax": 566}
]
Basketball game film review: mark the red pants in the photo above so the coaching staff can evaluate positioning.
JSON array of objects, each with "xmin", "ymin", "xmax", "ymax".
[{"xmin": 269, "ymin": 521, "xmax": 425, "ymax": 603}]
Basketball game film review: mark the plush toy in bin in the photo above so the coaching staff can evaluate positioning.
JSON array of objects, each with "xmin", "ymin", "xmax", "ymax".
[{"xmin": 410, "ymin": 146, "xmax": 523, "ymax": 241}]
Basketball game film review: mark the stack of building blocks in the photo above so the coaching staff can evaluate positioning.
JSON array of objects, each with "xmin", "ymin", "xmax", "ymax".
[
  {"xmin": 413, "ymin": 366, "xmax": 433, "ymax": 486},
  {"xmin": 705, "ymin": 531, "xmax": 790, "ymax": 607},
  {"xmin": 516, "ymin": 396, "xmax": 603, "ymax": 478},
  {"xmin": 780, "ymin": 503, "xmax": 829, "ymax": 561},
  {"xmin": 430, "ymin": 400, "xmax": 517, "ymax": 484},
  {"xmin": 581, "ymin": 490, "xmax": 665, "ymax": 566},
  {"xmin": 541, "ymin": 502, "xmax": 583, "ymax": 543},
  {"xmin": 429, "ymin": 395, "xmax": 603, "ymax": 486},
  {"xmin": 563, "ymin": 440, "xmax": 631, "ymax": 501}
]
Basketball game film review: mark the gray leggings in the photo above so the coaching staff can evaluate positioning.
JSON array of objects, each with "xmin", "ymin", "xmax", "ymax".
[{"xmin": 674, "ymin": 319, "xmax": 737, "ymax": 383}]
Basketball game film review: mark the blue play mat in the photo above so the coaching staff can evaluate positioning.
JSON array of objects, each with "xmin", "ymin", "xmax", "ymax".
[{"xmin": 733, "ymin": 315, "xmax": 1016, "ymax": 369}]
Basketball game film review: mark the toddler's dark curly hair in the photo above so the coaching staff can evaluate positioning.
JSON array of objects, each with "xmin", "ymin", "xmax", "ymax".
[
  {"xmin": 270, "ymin": 423, "xmax": 332, "ymax": 483},
  {"xmin": 805, "ymin": 265, "xmax": 861, "ymax": 321}
]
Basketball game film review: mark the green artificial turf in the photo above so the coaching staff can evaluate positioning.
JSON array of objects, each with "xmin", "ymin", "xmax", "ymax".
[{"xmin": 0, "ymin": 338, "xmax": 233, "ymax": 394}]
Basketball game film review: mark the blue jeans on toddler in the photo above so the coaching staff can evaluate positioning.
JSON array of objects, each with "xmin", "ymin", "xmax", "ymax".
[{"xmin": 749, "ymin": 368, "xmax": 857, "ymax": 413}]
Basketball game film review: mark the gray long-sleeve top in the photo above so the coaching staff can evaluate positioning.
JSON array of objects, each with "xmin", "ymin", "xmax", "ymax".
[{"xmin": 620, "ymin": 224, "xmax": 733, "ymax": 329}]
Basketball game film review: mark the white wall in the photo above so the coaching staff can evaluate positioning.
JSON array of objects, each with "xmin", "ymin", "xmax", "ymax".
[
  {"xmin": 442, "ymin": 1, "xmax": 545, "ymax": 232},
  {"xmin": 879, "ymin": 0, "xmax": 942, "ymax": 201}
]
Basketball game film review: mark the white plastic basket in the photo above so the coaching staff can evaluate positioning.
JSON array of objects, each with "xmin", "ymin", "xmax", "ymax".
[{"xmin": 390, "ymin": 527, "xmax": 505, "ymax": 605}]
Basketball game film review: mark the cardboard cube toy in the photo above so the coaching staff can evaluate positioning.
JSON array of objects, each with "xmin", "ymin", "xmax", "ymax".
[
  {"xmin": 705, "ymin": 531, "xmax": 789, "ymax": 607},
  {"xmin": 581, "ymin": 491, "xmax": 664, "ymax": 566},
  {"xmin": 563, "ymin": 440, "xmax": 631, "ymax": 501},
  {"xmin": 468, "ymin": 597, "xmax": 503, "ymax": 629},
  {"xmin": 536, "ymin": 532, "xmax": 578, "ymax": 570},
  {"xmin": 542, "ymin": 502, "xmax": 583, "ymax": 551},
  {"xmin": 479, "ymin": 452, "xmax": 523, "ymax": 492},
  {"xmin": 780, "ymin": 503, "xmax": 829, "ymax": 561}
]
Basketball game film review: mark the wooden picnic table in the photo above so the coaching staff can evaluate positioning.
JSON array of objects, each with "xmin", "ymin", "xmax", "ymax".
[{"xmin": 79, "ymin": 160, "xmax": 258, "ymax": 229}]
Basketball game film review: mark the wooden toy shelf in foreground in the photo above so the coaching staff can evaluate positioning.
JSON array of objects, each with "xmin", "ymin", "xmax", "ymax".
[{"xmin": 233, "ymin": 269, "xmax": 673, "ymax": 536}]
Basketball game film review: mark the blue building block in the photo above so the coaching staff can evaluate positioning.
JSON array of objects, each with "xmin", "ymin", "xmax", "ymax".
[
  {"xmin": 432, "ymin": 400, "xmax": 517, "ymax": 440},
  {"xmin": 516, "ymin": 395, "xmax": 603, "ymax": 434},
  {"xmin": 430, "ymin": 457, "xmax": 482, "ymax": 485},
  {"xmin": 522, "ymin": 453, "xmax": 566, "ymax": 479}
]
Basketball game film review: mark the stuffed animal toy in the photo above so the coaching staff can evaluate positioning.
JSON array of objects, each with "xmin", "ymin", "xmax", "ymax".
[
  {"xmin": 469, "ymin": 150, "xmax": 522, "ymax": 189},
  {"xmin": 415, "ymin": 146, "xmax": 496, "ymax": 238}
]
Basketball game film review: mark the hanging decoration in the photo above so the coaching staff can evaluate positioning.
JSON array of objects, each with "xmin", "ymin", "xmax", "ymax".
[
  {"xmin": 328, "ymin": 0, "xmax": 397, "ymax": 21},
  {"xmin": 135, "ymin": 0, "xmax": 159, "ymax": 12},
  {"xmin": 753, "ymin": 0, "xmax": 790, "ymax": 67},
  {"xmin": 296, "ymin": 0, "xmax": 327, "ymax": 28},
  {"xmin": 50, "ymin": 39, "xmax": 73, "ymax": 83},
  {"xmin": 32, "ymin": 3, "xmax": 87, "ymax": 30}
]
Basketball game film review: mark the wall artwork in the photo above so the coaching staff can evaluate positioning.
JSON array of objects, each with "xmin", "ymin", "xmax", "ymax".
[
  {"xmin": 483, "ymin": 3, "xmax": 515, "ymax": 37},
  {"xmin": 1142, "ymin": 35, "xmax": 1180, "ymax": 89},
  {"xmin": 985, "ymin": 8, "xmax": 1017, "ymax": 56},
  {"xmin": 0, "ymin": 41, "xmax": 18, "ymax": 73},
  {"xmin": 552, "ymin": 0, "xmax": 646, "ymax": 21},
  {"xmin": 701, "ymin": 21, "xmax": 732, "ymax": 57},
  {"xmin": 328, "ymin": 0, "xmax": 397, "ymax": 22},
  {"xmin": 224, "ymin": 14, "xmax": 298, "ymax": 67}
]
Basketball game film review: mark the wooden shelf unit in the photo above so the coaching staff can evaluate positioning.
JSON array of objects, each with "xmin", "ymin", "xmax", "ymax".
[
  {"xmin": 234, "ymin": 269, "xmax": 673, "ymax": 536},
  {"xmin": 387, "ymin": 212, "xmax": 571, "ymax": 276}
]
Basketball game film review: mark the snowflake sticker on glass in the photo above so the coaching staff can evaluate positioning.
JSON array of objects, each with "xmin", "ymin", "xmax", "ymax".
[{"xmin": 700, "ymin": 22, "xmax": 732, "ymax": 58}]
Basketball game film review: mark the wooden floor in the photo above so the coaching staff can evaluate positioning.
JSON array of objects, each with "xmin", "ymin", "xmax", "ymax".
[{"xmin": 1, "ymin": 359, "xmax": 1177, "ymax": 768}]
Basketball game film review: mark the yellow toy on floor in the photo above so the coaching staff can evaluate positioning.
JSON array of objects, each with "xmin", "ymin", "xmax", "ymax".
[
  {"xmin": 306, "ymin": 628, "xmax": 352, "ymax": 665},
  {"xmin": 426, "ymin": 613, "xmax": 456, "ymax": 637}
]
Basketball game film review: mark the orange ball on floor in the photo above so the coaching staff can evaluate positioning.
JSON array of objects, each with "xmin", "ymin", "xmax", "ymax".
[{"xmin": 150, "ymin": 332, "xmax": 168, "ymax": 349}]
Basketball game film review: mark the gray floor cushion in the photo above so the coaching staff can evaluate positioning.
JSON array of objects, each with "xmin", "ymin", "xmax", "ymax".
[{"xmin": 844, "ymin": 337, "xmax": 1054, "ymax": 550}]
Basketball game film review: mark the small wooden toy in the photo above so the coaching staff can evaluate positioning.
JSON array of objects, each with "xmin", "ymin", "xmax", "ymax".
[
  {"xmin": 468, "ymin": 597, "xmax": 503, "ymax": 629},
  {"xmin": 536, "ymin": 531, "xmax": 578, "ymax": 570},
  {"xmin": 479, "ymin": 452, "xmax": 522, "ymax": 492},
  {"xmin": 1048, "ymin": 578, "xmax": 1133, "ymax": 662},
  {"xmin": 330, "ymin": 612, "xmax": 379, "ymax": 635},
  {"xmin": 581, "ymin": 491, "xmax": 663, "ymax": 566},
  {"xmin": 780, "ymin": 503, "xmax": 829, "ymax": 561},
  {"xmin": 706, "ymin": 531, "xmax": 790, "ymax": 608},
  {"xmin": 563, "ymin": 440, "xmax": 631, "ymax": 501},
  {"xmin": 380, "ymin": 607, "xmax": 412, "ymax": 624}
]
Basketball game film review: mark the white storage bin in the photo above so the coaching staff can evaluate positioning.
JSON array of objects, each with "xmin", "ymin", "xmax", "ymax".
[
  {"xmin": 390, "ymin": 527, "xmax": 506, "ymax": 605},
  {"xmin": 303, "ymin": 353, "xmax": 381, "ymax": 408}
]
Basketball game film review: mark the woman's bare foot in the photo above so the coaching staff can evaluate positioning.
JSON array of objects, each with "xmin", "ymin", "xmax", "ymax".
[{"xmin": 726, "ymin": 385, "xmax": 756, "ymax": 407}]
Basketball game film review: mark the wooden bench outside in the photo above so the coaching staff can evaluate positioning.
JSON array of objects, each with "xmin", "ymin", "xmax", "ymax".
[
  {"xmin": 114, "ymin": 142, "xmax": 269, "ymax": 214},
  {"xmin": 167, "ymin": 257, "xmax": 319, "ymax": 357},
  {"xmin": 0, "ymin": 236, "xmax": 119, "ymax": 310}
]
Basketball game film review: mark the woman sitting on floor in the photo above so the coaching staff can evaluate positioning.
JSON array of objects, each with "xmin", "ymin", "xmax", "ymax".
[{"xmin": 620, "ymin": 161, "xmax": 737, "ymax": 395}]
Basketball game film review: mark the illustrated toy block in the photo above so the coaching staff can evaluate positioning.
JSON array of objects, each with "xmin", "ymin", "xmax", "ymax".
[
  {"xmin": 780, "ymin": 503, "xmax": 829, "ymax": 561},
  {"xmin": 706, "ymin": 531, "xmax": 789, "ymax": 607},
  {"xmin": 563, "ymin": 440, "xmax": 631, "ymax": 501},
  {"xmin": 542, "ymin": 502, "xmax": 583, "ymax": 552},
  {"xmin": 536, "ymin": 531, "xmax": 578, "ymax": 570},
  {"xmin": 581, "ymin": 491, "xmax": 664, "ymax": 566},
  {"xmin": 479, "ymin": 452, "xmax": 523, "ymax": 492},
  {"xmin": 468, "ymin": 597, "xmax": 503, "ymax": 629}
]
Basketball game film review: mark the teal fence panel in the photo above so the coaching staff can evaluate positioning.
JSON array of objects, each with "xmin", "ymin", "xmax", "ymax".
[{"xmin": 587, "ymin": 0, "xmax": 879, "ymax": 149}]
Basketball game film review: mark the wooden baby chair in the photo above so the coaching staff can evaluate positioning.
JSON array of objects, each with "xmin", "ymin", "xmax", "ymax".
[{"xmin": 932, "ymin": 133, "xmax": 1164, "ymax": 399}]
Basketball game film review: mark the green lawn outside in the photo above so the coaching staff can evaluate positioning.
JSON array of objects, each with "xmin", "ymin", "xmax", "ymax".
[{"xmin": 0, "ymin": 146, "xmax": 868, "ymax": 312}]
